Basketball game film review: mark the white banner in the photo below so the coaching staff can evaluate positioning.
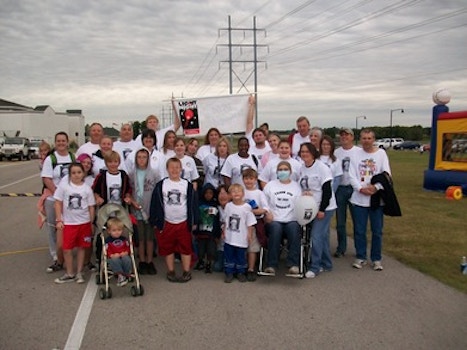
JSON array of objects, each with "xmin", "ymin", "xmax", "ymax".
[{"xmin": 173, "ymin": 94, "xmax": 251, "ymax": 136}]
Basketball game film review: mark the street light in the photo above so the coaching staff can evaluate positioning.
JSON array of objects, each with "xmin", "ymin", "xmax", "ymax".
[
  {"xmin": 390, "ymin": 109, "xmax": 404, "ymax": 147},
  {"xmin": 355, "ymin": 115, "xmax": 366, "ymax": 144}
]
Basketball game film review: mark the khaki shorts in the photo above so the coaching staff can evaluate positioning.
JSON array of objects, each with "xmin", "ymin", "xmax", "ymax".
[{"xmin": 247, "ymin": 227, "xmax": 260, "ymax": 253}]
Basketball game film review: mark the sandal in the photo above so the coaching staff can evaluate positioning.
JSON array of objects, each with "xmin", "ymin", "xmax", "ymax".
[{"xmin": 179, "ymin": 271, "xmax": 192, "ymax": 283}]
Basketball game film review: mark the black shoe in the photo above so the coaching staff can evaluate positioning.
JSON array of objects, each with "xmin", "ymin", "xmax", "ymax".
[
  {"xmin": 237, "ymin": 273, "xmax": 247, "ymax": 283},
  {"xmin": 194, "ymin": 260, "xmax": 205, "ymax": 270},
  {"xmin": 166, "ymin": 270, "xmax": 178, "ymax": 282},
  {"xmin": 205, "ymin": 262, "xmax": 212, "ymax": 274},
  {"xmin": 46, "ymin": 261, "xmax": 63, "ymax": 273},
  {"xmin": 179, "ymin": 271, "xmax": 192, "ymax": 283},
  {"xmin": 138, "ymin": 262, "xmax": 148, "ymax": 275},
  {"xmin": 246, "ymin": 270, "xmax": 257, "ymax": 282},
  {"xmin": 224, "ymin": 273, "xmax": 234, "ymax": 283},
  {"xmin": 333, "ymin": 251, "xmax": 345, "ymax": 258},
  {"xmin": 147, "ymin": 262, "xmax": 157, "ymax": 275}
]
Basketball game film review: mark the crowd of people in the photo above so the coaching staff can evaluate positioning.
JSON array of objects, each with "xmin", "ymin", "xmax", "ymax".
[{"xmin": 38, "ymin": 97, "xmax": 397, "ymax": 285}]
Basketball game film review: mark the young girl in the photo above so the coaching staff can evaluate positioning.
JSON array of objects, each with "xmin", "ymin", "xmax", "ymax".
[
  {"xmin": 53, "ymin": 162, "xmax": 96, "ymax": 284},
  {"xmin": 161, "ymin": 130, "xmax": 176, "ymax": 158},
  {"xmin": 170, "ymin": 137, "xmax": 199, "ymax": 191},
  {"xmin": 76, "ymin": 153, "xmax": 94, "ymax": 187},
  {"xmin": 202, "ymin": 136, "xmax": 232, "ymax": 188}
]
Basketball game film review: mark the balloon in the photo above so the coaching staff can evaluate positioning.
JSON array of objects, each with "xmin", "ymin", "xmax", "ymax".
[{"xmin": 294, "ymin": 195, "xmax": 318, "ymax": 226}]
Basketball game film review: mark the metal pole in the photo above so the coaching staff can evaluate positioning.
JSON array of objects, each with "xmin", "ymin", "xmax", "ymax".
[
  {"xmin": 253, "ymin": 16, "xmax": 258, "ymax": 128},
  {"xmin": 228, "ymin": 15, "xmax": 233, "ymax": 94}
]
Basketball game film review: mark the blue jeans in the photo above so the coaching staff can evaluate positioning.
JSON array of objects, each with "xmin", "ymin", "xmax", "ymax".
[
  {"xmin": 352, "ymin": 205, "xmax": 384, "ymax": 262},
  {"xmin": 335, "ymin": 185, "xmax": 354, "ymax": 254},
  {"xmin": 309, "ymin": 210, "xmax": 335, "ymax": 274},
  {"xmin": 108, "ymin": 255, "xmax": 132, "ymax": 275},
  {"xmin": 265, "ymin": 221, "xmax": 301, "ymax": 268},
  {"xmin": 223, "ymin": 243, "xmax": 247, "ymax": 274}
]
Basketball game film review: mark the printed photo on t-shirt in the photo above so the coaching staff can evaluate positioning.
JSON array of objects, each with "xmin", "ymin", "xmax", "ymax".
[
  {"xmin": 109, "ymin": 185, "xmax": 121, "ymax": 203},
  {"xmin": 59, "ymin": 164, "xmax": 70, "ymax": 179},
  {"xmin": 228, "ymin": 214, "xmax": 240, "ymax": 232},
  {"xmin": 68, "ymin": 194, "xmax": 83, "ymax": 210},
  {"xmin": 167, "ymin": 190, "xmax": 181, "ymax": 205}
]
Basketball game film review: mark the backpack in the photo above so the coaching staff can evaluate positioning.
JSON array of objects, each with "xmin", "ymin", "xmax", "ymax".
[{"xmin": 49, "ymin": 150, "xmax": 75, "ymax": 169}]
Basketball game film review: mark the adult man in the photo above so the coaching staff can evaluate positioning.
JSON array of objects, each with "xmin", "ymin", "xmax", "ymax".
[
  {"xmin": 76, "ymin": 122, "xmax": 103, "ymax": 157},
  {"xmin": 135, "ymin": 106, "xmax": 181, "ymax": 150},
  {"xmin": 290, "ymin": 116, "xmax": 311, "ymax": 159},
  {"xmin": 333, "ymin": 128, "xmax": 360, "ymax": 258},
  {"xmin": 113, "ymin": 123, "xmax": 139, "ymax": 161},
  {"xmin": 349, "ymin": 129, "xmax": 391, "ymax": 271}
]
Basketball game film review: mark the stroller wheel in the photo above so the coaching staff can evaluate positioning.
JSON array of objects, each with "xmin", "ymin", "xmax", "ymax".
[
  {"xmin": 130, "ymin": 285, "xmax": 144, "ymax": 297},
  {"xmin": 99, "ymin": 288, "xmax": 106, "ymax": 299},
  {"xmin": 106, "ymin": 287, "xmax": 112, "ymax": 299},
  {"xmin": 138, "ymin": 285, "xmax": 144, "ymax": 296}
]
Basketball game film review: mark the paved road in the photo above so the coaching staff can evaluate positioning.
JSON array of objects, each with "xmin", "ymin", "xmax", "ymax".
[{"xmin": 0, "ymin": 161, "xmax": 466, "ymax": 349}]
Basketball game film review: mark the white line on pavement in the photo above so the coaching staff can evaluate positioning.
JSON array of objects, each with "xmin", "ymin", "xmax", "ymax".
[
  {"xmin": 64, "ymin": 275, "xmax": 98, "ymax": 350},
  {"xmin": 0, "ymin": 174, "xmax": 39, "ymax": 190}
]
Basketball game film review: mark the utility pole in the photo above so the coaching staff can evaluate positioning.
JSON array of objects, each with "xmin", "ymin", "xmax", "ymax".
[{"xmin": 217, "ymin": 15, "xmax": 268, "ymax": 127}]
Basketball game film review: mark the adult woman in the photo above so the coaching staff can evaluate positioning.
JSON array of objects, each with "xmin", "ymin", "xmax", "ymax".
[
  {"xmin": 262, "ymin": 161, "xmax": 302, "ymax": 276},
  {"xmin": 161, "ymin": 130, "xmax": 176, "ymax": 158},
  {"xmin": 259, "ymin": 140, "xmax": 301, "ymax": 188},
  {"xmin": 319, "ymin": 135, "xmax": 342, "ymax": 192},
  {"xmin": 221, "ymin": 136, "xmax": 261, "ymax": 188},
  {"xmin": 260, "ymin": 133, "xmax": 281, "ymax": 168},
  {"xmin": 185, "ymin": 138, "xmax": 205, "ymax": 186},
  {"xmin": 203, "ymin": 136, "xmax": 232, "ymax": 188},
  {"xmin": 310, "ymin": 127, "xmax": 323, "ymax": 151},
  {"xmin": 41, "ymin": 131, "xmax": 75, "ymax": 273},
  {"xmin": 298, "ymin": 142, "xmax": 337, "ymax": 279},
  {"xmin": 196, "ymin": 127, "xmax": 221, "ymax": 161}
]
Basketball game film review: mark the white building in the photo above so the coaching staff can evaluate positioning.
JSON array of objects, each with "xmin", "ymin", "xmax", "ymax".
[{"xmin": 0, "ymin": 98, "xmax": 85, "ymax": 146}]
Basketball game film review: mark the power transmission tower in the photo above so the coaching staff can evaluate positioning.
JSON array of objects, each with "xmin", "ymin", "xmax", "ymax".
[{"xmin": 217, "ymin": 15, "xmax": 268, "ymax": 127}]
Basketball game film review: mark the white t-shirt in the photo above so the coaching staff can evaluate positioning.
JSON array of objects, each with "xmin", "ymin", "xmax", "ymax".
[
  {"xmin": 223, "ymin": 202, "xmax": 257, "ymax": 248},
  {"xmin": 244, "ymin": 188, "xmax": 269, "ymax": 218},
  {"xmin": 178, "ymin": 155, "xmax": 200, "ymax": 183},
  {"xmin": 291, "ymin": 133, "xmax": 311, "ymax": 159},
  {"xmin": 196, "ymin": 144, "xmax": 216, "ymax": 161},
  {"xmin": 349, "ymin": 148, "xmax": 391, "ymax": 207},
  {"xmin": 106, "ymin": 172, "xmax": 123, "ymax": 205},
  {"xmin": 221, "ymin": 153, "xmax": 262, "ymax": 186},
  {"xmin": 259, "ymin": 156, "xmax": 301, "ymax": 183},
  {"xmin": 263, "ymin": 180, "xmax": 302, "ymax": 223},
  {"xmin": 320, "ymin": 155, "xmax": 344, "ymax": 181},
  {"xmin": 249, "ymin": 143, "xmax": 272, "ymax": 164},
  {"xmin": 334, "ymin": 146, "xmax": 360, "ymax": 186},
  {"xmin": 125, "ymin": 148, "xmax": 165, "ymax": 184},
  {"xmin": 76, "ymin": 142, "xmax": 100, "ymax": 158},
  {"xmin": 54, "ymin": 180, "xmax": 95, "ymax": 225},
  {"xmin": 113, "ymin": 140, "xmax": 139, "ymax": 162},
  {"xmin": 202, "ymin": 153, "xmax": 227, "ymax": 188},
  {"xmin": 162, "ymin": 178, "xmax": 189, "ymax": 224},
  {"xmin": 298, "ymin": 159, "xmax": 337, "ymax": 211},
  {"xmin": 41, "ymin": 151, "xmax": 74, "ymax": 187},
  {"xmin": 135, "ymin": 124, "xmax": 175, "ymax": 151}
]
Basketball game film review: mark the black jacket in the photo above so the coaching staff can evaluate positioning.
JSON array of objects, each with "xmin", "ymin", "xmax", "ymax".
[{"xmin": 370, "ymin": 172, "xmax": 402, "ymax": 217}]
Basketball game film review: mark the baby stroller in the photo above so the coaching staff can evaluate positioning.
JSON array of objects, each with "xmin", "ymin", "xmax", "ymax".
[{"xmin": 95, "ymin": 203, "xmax": 144, "ymax": 299}]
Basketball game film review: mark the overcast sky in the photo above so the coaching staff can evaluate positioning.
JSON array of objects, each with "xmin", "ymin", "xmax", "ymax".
[{"xmin": 1, "ymin": 0, "xmax": 466, "ymax": 131}]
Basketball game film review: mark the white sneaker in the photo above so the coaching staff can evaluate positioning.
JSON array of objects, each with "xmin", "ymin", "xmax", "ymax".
[
  {"xmin": 264, "ymin": 267, "xmax": 276, "ymax": 276},
  {"xmin": 75, "ymin": 273, "xmax": 85, "ymax": 284},
  {"xmin": 117, "ymin": 274, "xmax": 128, "ymax": 287},
  {"xmin": 54, "ymin": 274, "xmax": 76, "ymax": 284},
  {"xmin": 288, "ymin": 266, "xmax": 300, "ymax": 275},
  {"xmin": 373, "ymin": 261, "xmax": 384, "ymax": 271},
  {"xmin": 352, "ymin": 259, "xmax": 367, "ymax": 269},
  {"xmin": 305, "ymin": 270, "xmax": 316, "ymax": 279}
]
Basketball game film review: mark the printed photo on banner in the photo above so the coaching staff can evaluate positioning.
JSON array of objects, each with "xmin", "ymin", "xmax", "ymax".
[{"xmin": 177, "ymin": 100, "xmax": 200, "ymax": 135}]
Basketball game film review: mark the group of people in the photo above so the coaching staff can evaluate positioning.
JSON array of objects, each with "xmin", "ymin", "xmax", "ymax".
[{"xmin": 38, "ymin": 97, "xmax": 395, "ymax": 285}]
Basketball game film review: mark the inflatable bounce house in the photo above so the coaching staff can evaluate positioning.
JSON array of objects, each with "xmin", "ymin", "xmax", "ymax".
[{"xmin": 423, "ymin": 88, "xmax": 467, "ymax": 197}]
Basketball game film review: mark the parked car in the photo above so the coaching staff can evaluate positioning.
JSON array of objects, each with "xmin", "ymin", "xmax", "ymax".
[
  {"xmin": 29, "ymin": 138, "xmax": 43, "ymax": 159},
  {"xmin": 0, "ymin": 136, "xmax": 5, "ymax": 161},
  {"xmin": 2, "ymin": 137, "xmax": 32, "ymax": 160},
  {"xmin": 374, "ymin": 138, "xmax": 404, "ymax": 149},
  {"xmin": 393, "ymin": 141, "xmax": 421, "ymax": 150}
]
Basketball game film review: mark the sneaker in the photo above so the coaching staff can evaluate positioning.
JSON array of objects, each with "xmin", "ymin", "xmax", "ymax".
[
  {"xmin": 224, "ymin": 273, "xmax": 234, "ymax": 283},
  {"xmin": 246, "ymin": 270, "xmax": 257, "ymax": 282},
  {"xmin": 194, "ymin": 260, "xmax": 205, "ymax": 271},
  {"xmin": 288, "ymin": 266, "xmax": 300, "ymax": 275},
  {"xmin": 54, "ymin": 273, "xmax": 76, "ymax": 284},
  {"xmin": 333, "ymin": 251, "xmax": 345, "ymax": 258},
  {"xmin": 138, "ymin": 262, "xmax": 148, "ymax": 275},
  {"xmin": 305, "ymin": 270, "xmax": 316, "ymax": 279},
  {"xmin": 264, "ymin": 267, "xmax": 276, "ymax": 276},
  {"xmin": 75, "ymin": 273, "xmax": 85, "ymax": 284},
  {"xmin": 147, "ymin": 262, "xmax": 157, "ymax": 275},
  {"xmin": 166, "ymin": 271, "xmax": 178, "ymax": 283},
  {"xmin": 46, "ymin": 261, "xmax": 63, "ymax": 273},
  {"xmin": 204, "ymin": 262, "xmax": 212, "ymax": 274},
  {"xmin": 237, "ymin": 273, "xmax": 247, "ymax": 283},
  {"xmin": 373, "ymin": 261, "xmax": 384, "ymax": 271},
  {"xmin": 117, "ymin": 274, "xmax": 128, "ymax": 287},
  {"xmin": 179, "ymin": 271, "xmax": 192, "ymax": 283},
  {"xmin": 352, "ymin": 259, "xmax": 368, "ymax": 269}
]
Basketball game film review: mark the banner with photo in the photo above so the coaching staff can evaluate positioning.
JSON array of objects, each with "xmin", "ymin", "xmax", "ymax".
[{"xmin": 173, "ymin": 94, "xmax": 251, "ymax": 136}]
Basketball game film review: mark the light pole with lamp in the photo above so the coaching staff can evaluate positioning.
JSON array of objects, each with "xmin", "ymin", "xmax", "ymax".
[
  {"xmin": 390, "ymin": 108, "xmax": 404, "ymax": 148},
  {"xmin": 355, "ymin": 115, "xmax": 366, "ymax": 144}
]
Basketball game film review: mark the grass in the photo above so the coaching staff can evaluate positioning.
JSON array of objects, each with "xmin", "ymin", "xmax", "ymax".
[{"xmin": 382, "ymin": 150, "xmax": 467, "ymax": 293}]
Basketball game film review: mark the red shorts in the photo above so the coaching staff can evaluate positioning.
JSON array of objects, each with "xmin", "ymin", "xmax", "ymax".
[
  {"xmin": 62, "ymin": 222, "xmax": 93, "ymax": 250},
  {"xmin": 157, "ymin": 221, "xmax": 192, "ymax": 256}
]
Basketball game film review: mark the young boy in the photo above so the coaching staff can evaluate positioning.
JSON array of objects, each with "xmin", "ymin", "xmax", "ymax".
[
  {"xmin": 150, "ymin": 157, "xmax": 198, "ymax": 283},
  {"xmin": 213, "ymin": 184, "xmax": 231, "ymax": 272},
  {"xmin": 242, "ymin": 169, "xmax": 269, "ymax": 282},
  {"xmin": 222, "ymin": 183, "xmax": 257, "ymax": 283},
  {"xmin": 104, "ymin": 217, "xmax": 132, "ymax": 287},
  {"xmin": 194, "ymin": 183, "xmax": 220, "ymax": 273}
]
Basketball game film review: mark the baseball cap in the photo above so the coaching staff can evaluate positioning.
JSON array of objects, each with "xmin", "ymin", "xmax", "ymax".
[{"xmin": 339, "ymin": 128, "xmax": 354, "ymax": 136}]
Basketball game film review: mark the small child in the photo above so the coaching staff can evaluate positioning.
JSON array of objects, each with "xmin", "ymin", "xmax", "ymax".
[
  {"xmin": 53, "ymin": 162, "xmax": 96, "ymax": 284},
  {"xmin": 222, "ymin": 183, "xmax": 257, "ymax": 283},
  {"xmin": 37, "ymin": 141, "xmax": 53, "ymax": 228},
  {"xmin": 213, "ymin": 184, "xmax": 231, "ymax": 272},
  {"xmin": 104, "ymin": 217, "xmax": 132, "ymax": 287},
  {"xmin": 150, "ymin": 157, "xmax": 198, "ymax": 283},
  {"xmin": 194, "ymin": 184, "xmax": 220, "ymax": 273},
  {"xmin": 242, "ymin": 168, "xmax": 269, "ymax": 282}
]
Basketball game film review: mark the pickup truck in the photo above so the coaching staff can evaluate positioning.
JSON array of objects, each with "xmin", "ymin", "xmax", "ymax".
[
  {"xmin": 374, "ymin": 138, "xmax": 404, "ymax": 150},
  {"xmin": 1, "ymin": 137, "xmax": 32, "ymax": 161}
]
